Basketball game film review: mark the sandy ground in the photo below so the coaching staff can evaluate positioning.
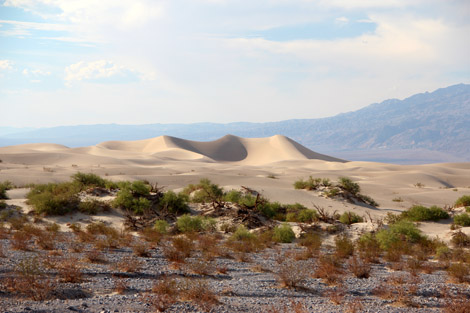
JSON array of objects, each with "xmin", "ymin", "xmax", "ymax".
[{"xmin": 1, "ymin": 134, "xmax": 469, "ymax": 240}]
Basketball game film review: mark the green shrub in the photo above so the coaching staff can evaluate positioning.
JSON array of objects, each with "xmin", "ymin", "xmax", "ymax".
[
  {"xmin": 293, "ymin": 176, "xmax": 322, "ymax": 190},
  {"xmin": 272, "ymin": 223, "xmax": 295, "ymax": 243},
  {"xmin": 402, "ymin": 205, "xmax": 449, "ymax": 221},
  {"xmin": 356, "ymin": 233, "xmax": 381, "ymax": 262},
  {"xmin": 231, "ymin": 225, "xmax": 255, "ymax": 241},
  {"xmin": 78, "ymin": 199, "xmax": 109, "ymax": 214},
  {"xmin": 0, "ymin": 181, "xmax": 14, "ymax": 199},
  {"xmin": 454, "ymin": 213, "xmax": 470, "ymax": 227},
  {"xmin": 176, "ymin": 215, "xmax": 215, "ymax": 233},
  {"xmin": 257, "ymin": 201, "xmax": 281, "ymax": 219},
  {"xmin": 0, "ymin": 200, "xmax": 6, "ymax": 210},
  {"xmin": 27, "ymin": 182, "xmax": 81, "ymax": 215},
  {"xmin": 112, "ymin": 183, "xmax": 151, "ymax": 215},
  {"xmin": 160, "ymin": 191, "xmax": 189, "ymax": 214},
  {"xmin": 376, "ymin": 220, "xmax": 424, "ymax": 250},
  {"xmin": 72, "ymin": 172, "xmax": 107, "ymax": 189},
  {"xmin": 358, "ymin": 194, "xmax": 379, "ymax": 207},
  {"xmin": 338, "ymin": 177, "xmax": 360, "ymax": 195},
  {"xmin": 335, "ymin": 234, "xmax": 354, "ymax": 258},
  {"xmin": 287, "ymin": 208, "xmax": 318, "ymax": 223},
  {"xmin": 184, "ymin": 179, "xmax": 224, "ymax": 206},
  {"xmin": 455, "ymin": 195, "xmax": 470, "ymax": 208},
  {"xmin": 324, "ymin": 187, "xmax": 340, "ymax": 198},
  {"xmin": 298, "ymin": 233, "xmax": 322, "ymax": 251},
  {"xmin": 154, "ymin": 220, "xmax": 169, "ymax": 234},
  {"xmin": 339, "ymin": 211, "xmax": 363, "ymax": 225}
]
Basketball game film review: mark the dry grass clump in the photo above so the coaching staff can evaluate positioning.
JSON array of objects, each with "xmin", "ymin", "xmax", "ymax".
[
  {"xmin": 185, "ymin": 259, "xmax": 215, "ymax": 276},
  {"xmin": 57, "ymin": 257, "xmax": 83, "ymax": 283},
  {"xmin": 348, "ymin": 256, "xmax": 371, "ymax": 279},
  {"xmin": 0, "ymin": 257, "xmax": 56, "ymax": 301},
  {"xmin": 356, "ymin": 233, "xmax": 381, "ymax": 263},
  {"xmin": 334, "ymin": 234, "xmax": 354, "ymax": 259},
  {"xmin": 85, "ymin": 248, "xmax": 107, "ymax": 263},
  {"xmin": 114, "ymin": 255, "xmax": 144, "ymax": 273},
  {"xmin": 197, "ymin": 233, "xmax": 222, "ymax": 260},
  {"xmin": 277, "ymin": 259, "xmax": 313, "ymax": 288},
  {"xmin": 447, "ymin": 262, "xmax": 469, "ymax": 283},
  {"xmin": 113, "ymin": 278, "xmax": 129, "ymax": 294},
  {"xmin": 266, "ymin": 299, "xmax": 309, "ymax": 313},
  {"xmin": 179, "ymin": 278, "xmax": 220, "ymax": 312},
  {"xmin": 443, "ymin": 290, "xmax": 470, "ymax": 313},
  {"xmin": 327, "ymin": 284, "xmax": 346, "ymax": 304},
  {"xmin": 133, "ymin": 242, "xmax": 152, "ymax": 257},
  {"xmin": 314, "ymin": 254, "xmax": 344, "ymax": 284},
  {"xmin": 11, "ymin": 230, "xmax": 32, "ymax": 250}
]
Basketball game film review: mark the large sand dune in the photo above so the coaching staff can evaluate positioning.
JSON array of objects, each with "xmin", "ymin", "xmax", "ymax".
[{"xmin": 1, "ymin": 134, "xmax": 470, "ymax": 242}]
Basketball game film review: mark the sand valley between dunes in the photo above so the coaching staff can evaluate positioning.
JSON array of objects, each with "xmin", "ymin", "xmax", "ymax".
[{"xmin": 1, "ymin": 134, "xmax": 470, "ymax": 241}]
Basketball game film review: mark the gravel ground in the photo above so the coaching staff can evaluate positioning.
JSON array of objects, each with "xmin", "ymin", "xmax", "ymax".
[{"xmin": 1, "ymin": 232, "xmax": 469, "ymax": 313}]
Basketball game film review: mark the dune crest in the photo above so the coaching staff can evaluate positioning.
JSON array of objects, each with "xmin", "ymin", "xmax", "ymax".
[{"xmin": 96, "ymin": 134, "xmax": 344, "ymax": 164}]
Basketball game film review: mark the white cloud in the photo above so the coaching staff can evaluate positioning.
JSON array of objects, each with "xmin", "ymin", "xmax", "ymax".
[
  {"xmin": 0, "ymin": 60, "xmax": 14, "ymax": 70},
  {"xmin": 64, "ymin": 60, "xmax": 153, "ymax": 85}
]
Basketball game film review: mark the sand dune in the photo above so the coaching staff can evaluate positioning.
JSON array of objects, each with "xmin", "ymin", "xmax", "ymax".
[{"xmin": 1, "ymin": 135, "xmax": 470, "ymax": 234}]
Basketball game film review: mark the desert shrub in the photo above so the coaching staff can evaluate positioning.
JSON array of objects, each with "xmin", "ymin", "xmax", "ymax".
[
  {"xmin": 154, "ymin": 219, "xmax": 169, "ymax": 234},
  {"xmin": 57, "ymin": 257, "xmax": 83, "ymax": 283},
  {"xmin": 72, "ymin": 172, "xmax": 107, "ymax": 189},
  {"xmin": 334, "ymin": 234, "xmax": 354, "ymax": 258},
  {"xmin": 447, "ymin": 262, "xmax": 469, "ymax": 283},
  {"xmin": 358, "ymin": 194, "xmax": 379, "ymax": 207},
  {"xmin": 455, "ymin": 195, "xmax": 470, "ymax": 208},
  {"xmin": 451, "ymin": 230, "xmax": 470, "ymax": 247},
  {"xmin": 338, "ymin": 177, "xmax": 360, "ymax": 195},
  {"xmin": 298, "ymin": 232, "xmax": 322, "ymax": 252},
  {"xmin": 356, "ymin": 233, "xmax": 381, "ymax": 263},
  {"xmin": 348, "ymin": 256, "xmax": 371, "ymax": 278},
  {"xmin": 133, "ymin": 242, "xmax": 151, "ymax": 257},
  {"xmin": 0, "ymin": 201, "xmax": 6, "ymax": 210},
  {"xmin": 314, "ymin": 254, "xmax": 343, "ymax": 284},
  {"xmin": 231, "ymin": 225, "xmax": 255, "ymax": 241},
  {"xmin": 183, "ymin": 178, "xmax": 224, "ymax": 208},
  {"xmin": 6, "ymin": 257, "xmax": 56, "ymax": 300},
  {"xmin": 277, "ymin": 260, "xmax": 312, "ymax": 288},
  {"xmin": 293, "ymin": 176, "xmax": 322, "ymax": 190},
  {"xmin": 185, "ymin": 259, "xmax": 215, "ymax": 276},
  {"xmin": 324, "ymin": 187, "xmax": 340, "ymax": 198},
  {"xmin": 273, "ymin": 223, "xmax": 295, "ymax": 243},
  {"xmin": 180, "ymin": 279, "xmax": 220, "ymax": 312},
  {"xmin": 113, "ymin": 188, "xmax": 151, "ymax": 214},
  {"xmin": 27, "ymin": 182, "xmax": 81, "ymax": 215},
  {"xmin": 376, "ymin": 220, "xmax": 424, "ymax": 251},
  {"xmin": 160, "ymin": 191, "xmax": 189, "ymax": 214},
  {"xmin": 339, "ymin": 211, "xmax": 363, "ymax": 225},
  {"xmin": 78, "ymin": 199, "xmax": 110, "ymax": 214},
  {"xmin": 223, "ymin": 190, "xmax": 257, "ymax": 207},
  {"xmin": 286, "ymin": 206, "xmax": 318, "ymax": 223},
  {"xmin": 0, "ymin": 181, "xmax": 14, "ymax": 199},
  {"xmin": 402, "ymin": 205, "xmax": 449, "ymax": 221},
  {"xmin": 436, "ymin": 245, "xmax": 452, "ymax": 261},
  {"xmin": 176, "ymin": 214, "xmax": 215, "ymax": 233},
  {"xmin": 454, "ymin": 213, "xmax": 470, "ymax": 227}
]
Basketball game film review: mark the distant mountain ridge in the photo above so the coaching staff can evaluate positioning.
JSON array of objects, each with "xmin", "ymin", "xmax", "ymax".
[{"xmin": 1, "ymin": 84, "xmax": 469, "ymax": 164}]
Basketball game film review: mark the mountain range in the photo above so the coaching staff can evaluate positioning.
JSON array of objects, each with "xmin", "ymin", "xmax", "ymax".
[{"xmin": 1, "ymin": 83, "xmax": 469, "ymax": 164}]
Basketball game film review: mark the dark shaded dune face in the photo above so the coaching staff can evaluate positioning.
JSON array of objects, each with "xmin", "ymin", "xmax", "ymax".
[
  {"xmin": 167, "ymin": 135, "xmax": 248, "ymax": 162},
  {"xmin": 192, "ymin": 135, "xmax": 248, "ymax": 162}
]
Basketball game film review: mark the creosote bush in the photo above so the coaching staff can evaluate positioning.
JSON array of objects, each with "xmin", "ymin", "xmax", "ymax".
[
  {"xmin": 401, "ymin": 205, "xmax": 449, "ymax": 221},
  {"xmin": 454, "ymin": 213, "xmax": 470, "ymax": 227},
  {"xmin": 0, "ymin": 181, "xmax": 14, "ymax": 200},
  {"xmin": 176, "ymin": 214, "xmax": 216, "ymax": 233},
  {"xmin": 160, "ymin": 191, "xmax": 189, "ymax": 214},
  {"xmin": 273, "ymin": 223, "xmax": 296, "ymax": 243},
  {"xmin": 376, "ymin": 220, "xmax": 425, "ymax": 251},
  {"xmin": 339, "ymin": 211, "xmax": 363, "ymax": 225},
  {"xmin": 455, "ymin": 195, "xmax": 470, "ymax": 208}
]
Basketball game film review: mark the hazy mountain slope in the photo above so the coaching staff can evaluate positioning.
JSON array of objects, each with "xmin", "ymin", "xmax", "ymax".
[{"xmin": 1, "ymin": 84, "xmax": 469, "ymax": 163}]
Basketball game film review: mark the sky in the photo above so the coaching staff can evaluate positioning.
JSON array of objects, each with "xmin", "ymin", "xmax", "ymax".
[{"xmin": 0, "ymin": 0, "xmax": 469, "ymax": 128}]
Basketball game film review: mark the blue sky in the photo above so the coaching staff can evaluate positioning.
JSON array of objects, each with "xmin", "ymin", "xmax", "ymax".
[{"xmin": 1, "ymin": 0, "xmax": 469, "ymax": 127}]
